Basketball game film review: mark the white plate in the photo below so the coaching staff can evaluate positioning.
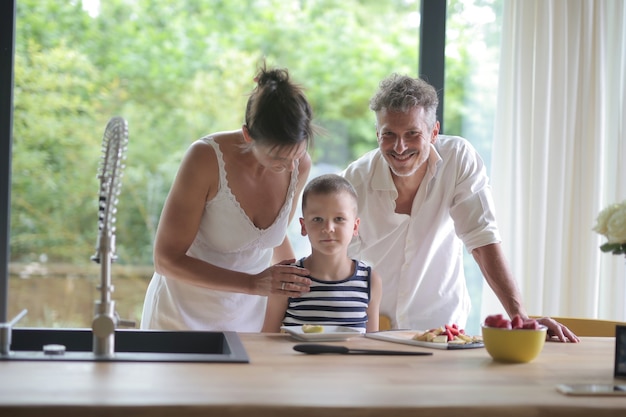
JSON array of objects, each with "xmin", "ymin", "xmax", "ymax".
[
  {"xmin": 366, "ymin": 330, "xmax": 484, "ymax": 350},
  {"xmin": 281, "ymin": 325, "xmax": 364, "ymax": 342}
]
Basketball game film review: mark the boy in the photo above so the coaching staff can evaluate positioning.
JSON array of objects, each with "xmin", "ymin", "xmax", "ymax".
[{"xmin": 262, "ymin": 174, "xmax": 381, "ymax": 333}]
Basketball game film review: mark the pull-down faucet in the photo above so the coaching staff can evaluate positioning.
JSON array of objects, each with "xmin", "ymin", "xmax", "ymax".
[
  {"xmin": 91, "ymin": 116, "xmax": 133, "ymax": 357},
  {"xmin": 1, "ymin": 117, "xmax": 133, "ymax": 358}
]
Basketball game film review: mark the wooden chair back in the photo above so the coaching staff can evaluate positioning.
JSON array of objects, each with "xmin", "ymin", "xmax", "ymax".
[
  {"xmin": 531, "ymin": 316, "xmax": 626, "ymax": 337},
  {"xmin": 380, "ymin": 314, "xmax": 625, "ymax": 336},
  {"xmin": 379, "ymin": 315, "xmax": 392, "ymax": 331}
]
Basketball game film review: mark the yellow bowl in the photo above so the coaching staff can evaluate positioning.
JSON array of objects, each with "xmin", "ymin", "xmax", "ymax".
[{"xmin": 481, "ymin": 325, "xmax": 547, "ymax": 363}]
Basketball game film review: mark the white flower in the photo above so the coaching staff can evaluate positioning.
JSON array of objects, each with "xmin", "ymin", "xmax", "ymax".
[
  {"xmin": 593, "ymin": 200, "xmax": 626, "ymax": 255},
  {"xmin": 593, "ymin": 203, "xmax": 620, "ymax": 236},
  {"xmin": 606, "ymin": 202, "xmax": 626, "ymax": 243}
]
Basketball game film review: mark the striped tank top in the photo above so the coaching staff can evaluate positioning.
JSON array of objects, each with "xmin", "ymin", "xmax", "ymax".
[{"xmin": 282, "ymin": 258, "xmax": 372, "ymax": 331}]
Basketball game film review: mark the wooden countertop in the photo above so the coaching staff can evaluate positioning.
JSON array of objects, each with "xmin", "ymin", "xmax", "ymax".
[{"xmin": 1, "ymin": 333, "xmax": 625, "ymax": 417}]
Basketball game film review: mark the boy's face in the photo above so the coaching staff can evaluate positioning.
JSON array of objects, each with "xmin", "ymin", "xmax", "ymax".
[{"xmin": 299, "ymin": 191, "xmax": 359, "ymax": 256}]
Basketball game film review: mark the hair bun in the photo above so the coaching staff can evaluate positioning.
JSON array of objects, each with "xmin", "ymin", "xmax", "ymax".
[{"xmin": 255, "ymin": 67, "xmax": 290, "ymax": 87}]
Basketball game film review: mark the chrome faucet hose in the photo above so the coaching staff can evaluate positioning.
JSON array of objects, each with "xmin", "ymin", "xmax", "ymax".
[{"xmin": 92, "ymin": 117, "xmax": 128, "ymax": 357}]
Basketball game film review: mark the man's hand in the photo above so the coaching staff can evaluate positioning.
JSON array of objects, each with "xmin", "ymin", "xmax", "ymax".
[{"xmin": 537, "ymin": 317, "xmax": 580, "ymax": 343}]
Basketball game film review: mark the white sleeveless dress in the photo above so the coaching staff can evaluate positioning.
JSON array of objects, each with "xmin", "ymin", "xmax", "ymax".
[{"xmin": 140, "ymin": 136, "xmax": 299, "ymax": 331}]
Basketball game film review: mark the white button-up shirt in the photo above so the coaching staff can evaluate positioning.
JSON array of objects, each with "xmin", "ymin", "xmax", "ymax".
[{"xmin": 341, "ymin": 135, "xmax": 501, "ymax": 330}]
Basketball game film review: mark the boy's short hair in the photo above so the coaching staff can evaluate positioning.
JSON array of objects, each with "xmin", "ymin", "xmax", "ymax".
[{"xmin": 302, "ymin": 174, "xmax": 358, "ymax": 212}]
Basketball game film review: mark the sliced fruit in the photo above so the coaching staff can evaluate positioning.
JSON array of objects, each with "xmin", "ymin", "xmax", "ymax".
[{"xmin": 302, "ymin": 324, "xmax": 324, "ymax": 333}]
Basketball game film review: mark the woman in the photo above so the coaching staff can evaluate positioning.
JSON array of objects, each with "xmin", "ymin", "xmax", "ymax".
[{"xmin": 141, "ymin": 64, "xmax": 314, "ymax": 331}]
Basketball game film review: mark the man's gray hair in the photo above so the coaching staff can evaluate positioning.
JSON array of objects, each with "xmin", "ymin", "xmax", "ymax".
[{"xmin": 369, "ymin": 73, "xmax": 439, "ymax": 129}]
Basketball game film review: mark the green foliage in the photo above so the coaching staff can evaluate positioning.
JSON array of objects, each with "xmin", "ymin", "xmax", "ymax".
[
  {"xmin": 11, "ymin": 0, "xmax": 421, "ymax": 265},
  {"xmin": 15, "ymin": 0, "xmax": 94, "ymax": 50},
  {"xmin": 12, "ymin": 42, "xmax": 101, "ymax": 262},
  {"xmin": 600, "ymin": 243, "xmax": 626, "ymax": 255},
  {"xmin": 444, "ymin": 0, "xmax": 502, "ymax": 163},
  {"xmin": 11, "ymin": 0, "xmax": 501, "ymax": 268}
]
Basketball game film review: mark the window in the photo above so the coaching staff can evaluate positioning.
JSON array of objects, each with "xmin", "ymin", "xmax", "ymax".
[
  {"xmin": 8, "ymin": 0, "xmax": 420, "ymax": 327},
  {"xmin": 443, "ymin": 0, "xmax": 502, "ymax": 334},
  {"xmin": 5, "ymin": 0, "xmax": 502, "ymax": 335}
]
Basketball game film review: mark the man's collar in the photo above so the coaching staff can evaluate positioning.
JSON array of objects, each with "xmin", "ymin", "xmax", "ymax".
[
  {"xmin": 429, "ymin": 142, "xmax": 443, "ymax": 176},
  {"xmin": 371, "ymin": 150, "xmax": 396, "ymax": 191}
]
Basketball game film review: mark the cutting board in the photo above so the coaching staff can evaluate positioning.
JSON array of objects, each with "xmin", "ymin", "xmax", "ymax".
[{"xmin": 366, "ymin": 330, "xmax": 484, "ymax": 350}]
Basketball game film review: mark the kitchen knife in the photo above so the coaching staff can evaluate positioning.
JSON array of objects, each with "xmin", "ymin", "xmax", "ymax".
[{"xmin": 293, "ymin": 343, "xmax": 433, "ymax": 356}]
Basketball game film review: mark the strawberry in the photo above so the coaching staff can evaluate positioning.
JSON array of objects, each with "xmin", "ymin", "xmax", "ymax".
[
  {"xmin": 511, "ymin": 314, "xmax": 524, "ymax": 329},
  {"xmin": 497, "ymin": 318, "xmax": 512, "ymax": 329},
  {"xmin": 522, "ymin": 319, "xmax": 540, "ymax": 329},
  {"xmin": 485, "ymin": 313, "xmax": 541, "ymax": 330},
  {"xmin": 445, "ymin": 324, "xmax": 460, "ymax": 336},
  {"xmin": 484, "ymin": 314, "xmax": 504, "ymax": 327}
]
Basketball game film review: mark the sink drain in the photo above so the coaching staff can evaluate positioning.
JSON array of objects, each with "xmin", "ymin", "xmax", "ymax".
[{"xmin": 43, "ymin": 344, "xmax": 66, "ymax": 355}]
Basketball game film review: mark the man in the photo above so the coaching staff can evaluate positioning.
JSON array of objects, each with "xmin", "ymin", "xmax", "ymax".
[{"xmin": 341, "ymin": 74, "xmax": 578, "ymax": 342}]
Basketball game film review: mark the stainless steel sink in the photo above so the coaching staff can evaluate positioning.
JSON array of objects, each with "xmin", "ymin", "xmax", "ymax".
[{"xmin": 2, "ymin": 328, "xmax": 249, "ymax": 363}]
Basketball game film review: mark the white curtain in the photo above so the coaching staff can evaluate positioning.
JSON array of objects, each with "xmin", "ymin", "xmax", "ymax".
[{"xmin": 483, "ymin": 0, "xmax": 626, "ymax": 321}]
